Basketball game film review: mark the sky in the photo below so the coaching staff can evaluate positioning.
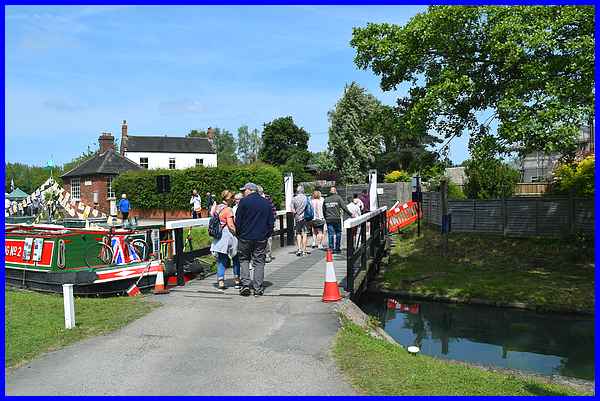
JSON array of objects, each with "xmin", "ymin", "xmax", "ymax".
[{"xmin": 5, "ymin": 5, "xmax": 471, "ymax": 166}]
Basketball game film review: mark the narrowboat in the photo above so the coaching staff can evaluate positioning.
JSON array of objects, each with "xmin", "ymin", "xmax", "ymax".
[{"xmin": 5, "ymin": 224, "xmax": 166, "ymax": 296}]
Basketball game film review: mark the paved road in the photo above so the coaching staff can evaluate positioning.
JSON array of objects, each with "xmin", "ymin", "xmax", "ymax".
[{"xmin": 5, "ymin": 247, "xmax": 355, "ymax": 396}]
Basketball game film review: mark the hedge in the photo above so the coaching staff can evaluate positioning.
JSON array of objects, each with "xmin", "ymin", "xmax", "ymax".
[{"xmin": 113, "ymin": 164, "xmax": 284, "ymax": 211}]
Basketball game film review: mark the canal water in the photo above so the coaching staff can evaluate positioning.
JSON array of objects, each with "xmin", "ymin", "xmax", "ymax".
[{"xmin": 358, "ymin": 294, "xmax": 594, "ymax": 380}]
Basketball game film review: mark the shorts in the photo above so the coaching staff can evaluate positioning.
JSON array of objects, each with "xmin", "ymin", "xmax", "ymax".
[
  {"xmin": 295, "ymin": 219, "xmax": 308, "ymax": 235},
  {"xmin": 310, "ymin": 219, "xmax": 325, "ymax": 233}
]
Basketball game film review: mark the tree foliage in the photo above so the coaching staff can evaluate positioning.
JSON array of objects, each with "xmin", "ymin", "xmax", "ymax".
[
  {"xmin": 551, "ymin": 155, "xmax": 594, "ymax": 197},
  {"xmin": 188, "ymin": 127, "xmax": 238, "ymax": 165},
  {"xmin": 463, "ymin": 158, "xmax": 520, "ymax": 199},
  {"xmin": 384, "ymin": 170, "xmax": 411, "ymax": 183},
  {"xmin": 237, "ymin": 125, "xmax": 262, "ymax": 164},
  {"xmin": 351, "ymin": 6, "xmax": 594, "ymax": 160},
  {"xmin": 259, "ymin": 116, "xmax": 310, "ymax": 166},
  {"xmin": 328, "ymin": 82, "xmax": 383, "ymax": 184}
]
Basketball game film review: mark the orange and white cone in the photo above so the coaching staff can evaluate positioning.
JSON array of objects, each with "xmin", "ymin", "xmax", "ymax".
[
  {"xmin": 322, "ymin": 249, "xmax": 342, "ymax": 302},
  {"xmin": 153, "ymin": 263, "xmax": 170, "ymax": 295}
]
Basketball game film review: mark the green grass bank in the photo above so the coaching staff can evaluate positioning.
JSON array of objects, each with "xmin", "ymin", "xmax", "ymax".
[
  {"xmin": 5, "ymin": 289, "xmax": 159, "ymax": 368},
  {"xmin": 378, "ymin": 226, "xmax": 594, "ymax": 313},
  {"xmin": 333, "ymin": 319, "xmax": 590, "ymax": 396}
]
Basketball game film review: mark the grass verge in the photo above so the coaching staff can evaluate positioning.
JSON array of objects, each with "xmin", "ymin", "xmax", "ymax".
[
  {"xmin": 381, "ymin": 226, "xmax": 594, "ymax": 313},
  {"xmin": 333, "ymin": 318, "xmax": 589, "ymax": 395},
  {"xmin": 5, "ymin": 288, "xmax": 160, "ymax": 368}
]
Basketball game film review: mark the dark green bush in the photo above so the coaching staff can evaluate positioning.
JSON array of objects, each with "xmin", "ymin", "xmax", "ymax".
[{"xmin": 113, "ymin": 164, "xmax": 284, "ymax": 210}]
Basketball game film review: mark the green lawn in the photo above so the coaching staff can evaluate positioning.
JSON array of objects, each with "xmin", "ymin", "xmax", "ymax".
[
  {"xmin": 184, "ymin": 227, "xmax": 212, "ymax": 251},
  {"xmin": 5, "ymin": 289, "xmax": 159, "ymax": 368},
  {"xmin": 380, "ymin": 226, "xmax": 594, "ymax": 313},
  {"xmin": 333, "ymin": 319, "xmax": 589, "ymax": 396}
]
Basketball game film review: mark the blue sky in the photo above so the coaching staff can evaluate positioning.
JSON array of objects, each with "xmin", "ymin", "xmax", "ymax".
[{"xmin": 5, "ymin": 5, "xmax": 470, "ymax": 166}]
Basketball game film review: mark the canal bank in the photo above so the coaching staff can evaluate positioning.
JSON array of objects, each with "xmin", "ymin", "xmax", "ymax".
[{"xmin": 335, "ymin": 297, "xmax": 594, "ymax": 395}]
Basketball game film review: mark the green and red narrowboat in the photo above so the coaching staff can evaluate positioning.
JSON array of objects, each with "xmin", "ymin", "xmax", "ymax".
[{"xmin": 5, "ymin": 224, "xmax": 165, "ymax": 296}]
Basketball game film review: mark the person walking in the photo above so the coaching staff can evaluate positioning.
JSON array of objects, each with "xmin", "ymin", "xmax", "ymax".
[
  {"xmin": 190, "ymin": 190, "xmax": 202, "ymax": 219},
  {"xmin": 323, "ymin": 186, "xmax": 352, "ymax": 254},
  {"xmin": 353, "ymin": 193, "xmax": 364, "ymax": 212},
  {"xmin": 359, "ymin": 189, "xmax": 370, "ymax": 213},
  {"xmin": 257, "ymin": 185, "xmax": 277, "ymax": 263},
  {"xmin": 291, "ymin": 185, "xmax": 310, "ymax": 256},
  {"xmin": 309, "ymin": 190, "xmax": 326, "ymax": 249},
  {"xmin": 204, "ymin": 192, "xmax": 215, "ymax": 217},
  {"xmin": 232, "ymin": 192, "xmax": 243, "ymax": 217},
  {"xmin": 235, "ymin": 183, "xmax": 275, "ymax": 297},
  {"xmin": 31, "ymin": 195, "xmax": 41, "ymax": 216},
  {"xmin": 117, "ymin": 194, "xmax": 131, "ymax": 222},
  {"xmin": 209, "ymin": 190, "xmax": 241, "ymax": 291},
  {"xmin": 347, "ymin": 197, "xmax": 361, "ymax": 218}
]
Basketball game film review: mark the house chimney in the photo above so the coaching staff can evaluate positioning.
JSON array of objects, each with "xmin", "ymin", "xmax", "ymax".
[
  {"xmin": 99, "ymin": 132, "xmax": 115, "ymax": 153},
  {"xmin": 120, "ymin": 120, "xmax": 128, "ymax": 156}
]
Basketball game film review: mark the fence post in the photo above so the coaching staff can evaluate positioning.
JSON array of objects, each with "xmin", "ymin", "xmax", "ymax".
[
  {"xmin": 174, "ymin": 227, "xmax": 185, "ymax": 286},
  {"xmin": 440, "ymin": 179, "xmax": 449, "ymax": 256},
  {"xmin": 568, "ymin": 189, "xmax": 575, "ymax": 235},
  {"xmin": 535, "ymin": 198, "xmax": 540, "ymax": 236},
  {"xmin": 63, "ymin": 284, "xmax": 75, "ymax": 329},
  {"xmin": 472, "ymin": 199, "xmax": 476, "ymax": 231},
  {"xmin": 502, "ymin": 198, "xmax": 508, "ymax": 237},
  {"xmin": 360, "ymin": 221, "xmax": 367, "ymax": 275},
  {"xmin": 286, "ymin": 212, "xmax": 295, "ymax": 246}
]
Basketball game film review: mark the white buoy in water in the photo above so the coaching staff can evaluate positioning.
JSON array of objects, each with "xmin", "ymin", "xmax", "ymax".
[{"xmin": 407, "ymin": 346, "xmax": 420, "ymax": 354}]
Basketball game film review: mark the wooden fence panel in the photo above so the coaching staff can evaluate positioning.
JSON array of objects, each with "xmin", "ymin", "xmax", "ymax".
[{"xmin": 421, "ymin": 192, "xmax": 593, "ymax": 237}]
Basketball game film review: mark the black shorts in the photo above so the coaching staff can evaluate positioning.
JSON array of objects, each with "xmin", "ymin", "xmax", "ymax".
[{"xmin": 295, "ymin": 219, "xmax": 308, "ymax": 235}]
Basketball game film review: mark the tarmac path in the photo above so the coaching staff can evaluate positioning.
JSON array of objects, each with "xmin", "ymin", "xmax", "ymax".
[{"xmin": 5, "ymin": 247, "xmax": 356, "ymax": 396}]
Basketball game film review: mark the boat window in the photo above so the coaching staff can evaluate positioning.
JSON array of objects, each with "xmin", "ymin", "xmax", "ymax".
[{"xmin": 57, "ymin": 239, "xmax": 65, "ymax": 269}]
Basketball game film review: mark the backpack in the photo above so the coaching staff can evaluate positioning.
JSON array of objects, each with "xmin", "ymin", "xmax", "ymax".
[
  {"xmin": 208, "ymin": 206, "xmax": 225, "ymax": 239},
  {"xmin": 304, "ymin": 196, "xmax": 314, "ymax": 221}
]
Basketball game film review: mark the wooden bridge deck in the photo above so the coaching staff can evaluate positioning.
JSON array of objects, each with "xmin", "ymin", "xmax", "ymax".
[{"xmin": 180, "ymin": 245, "xmax": 349, "ymax": 298}]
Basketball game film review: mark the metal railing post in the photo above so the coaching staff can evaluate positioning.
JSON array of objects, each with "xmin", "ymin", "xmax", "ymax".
[
  {"xmin": 346, "ymin": 227, "xmax": 355, "ymax": 294},
  {"xmin": 360, "ymin": 221, "xmax": 367, "ymax": 273},
  {"xmin": 279, "ymin": 214, "xmax": 285, "ymax": 248},
  {"xmin": 174, "ymin": 227, "xmax": 185, "ymax": 286}
]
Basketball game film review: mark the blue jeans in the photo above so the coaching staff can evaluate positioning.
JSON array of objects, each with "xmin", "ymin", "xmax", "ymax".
[
  {"xmin": 216, "ymin": 253, "xmax": 240, "ymax": 280},
  {"xmin": 327, "ymin": 222, "xmax": 342, "ymax": 251}
]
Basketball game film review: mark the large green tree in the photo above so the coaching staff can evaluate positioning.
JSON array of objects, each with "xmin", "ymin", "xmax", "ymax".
[
  {"xmin": 351, "ymin": 6, "xmax": 594, "ymax": 160},
  {"xmin": 259, "ymin": 116, "xmax": 310, "ymax": 166},
  {"xmin": 237, "ymin": 125, "xmax": 262, "ymax": 164},
  {"xmin": 188, "ymin": 127, "xmax": 238, "ymax": 165},
  {"xmin": 328, "ymin": 82, "xmax": 383, "ymax": 184}
]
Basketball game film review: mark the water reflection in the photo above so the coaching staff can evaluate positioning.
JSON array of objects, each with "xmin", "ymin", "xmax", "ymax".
[{"xmin": 360, "ymin": 295, "xmax": 594, "ymax": 380}]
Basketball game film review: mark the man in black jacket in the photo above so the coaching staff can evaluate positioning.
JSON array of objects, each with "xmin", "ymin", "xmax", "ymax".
[
  {"xmin": 235, "ymin": 183, "xmax": 275, "ymax": 296},
  {"xmin": 323, "ymin": 186, "xmax": 352, "ymax": 253}
]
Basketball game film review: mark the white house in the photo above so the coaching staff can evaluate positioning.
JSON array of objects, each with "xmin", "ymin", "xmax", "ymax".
[{"xmin": 120, "ymin": 121, "xmax": 217, "ymax": 169}]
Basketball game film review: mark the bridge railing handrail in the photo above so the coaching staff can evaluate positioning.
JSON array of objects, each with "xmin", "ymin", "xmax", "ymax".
[{"xmin": 343, "ymin": 206, "xmax": 387, "ymax": 229}]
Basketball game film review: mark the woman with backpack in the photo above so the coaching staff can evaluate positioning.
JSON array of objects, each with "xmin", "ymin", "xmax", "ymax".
[{"xmin": 209, "ymin": 190, "xmax": 241, "ymax": 290}]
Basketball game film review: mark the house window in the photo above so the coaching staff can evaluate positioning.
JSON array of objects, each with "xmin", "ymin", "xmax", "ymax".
[
  {"xmin": 169, "ymin": 158, "xmax": 176, "ymax": 169},
  {"xmin": 107, "ymin": 176, "xmax": 115, "ymax": 198},
  {"xmin": 70, "ymin": 178, "xmax": 81, "ymax": 200},
  {"xmin": 140, "ymin": 157, "xmax": 148, "ymax": 169},
  {"xmin": 196, "ymin": 158, "xmax": 204, "ymax": 167}
]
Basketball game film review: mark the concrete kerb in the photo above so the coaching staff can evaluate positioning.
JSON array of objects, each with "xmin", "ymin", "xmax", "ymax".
[{"xmin": 334, "ymin": 298, "xmax": 401, "ymax": 348}]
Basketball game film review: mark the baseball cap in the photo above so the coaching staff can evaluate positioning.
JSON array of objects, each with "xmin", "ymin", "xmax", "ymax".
[{"xmin": 239, "ymin": 182, "xmax": 259, "ymax": 192}]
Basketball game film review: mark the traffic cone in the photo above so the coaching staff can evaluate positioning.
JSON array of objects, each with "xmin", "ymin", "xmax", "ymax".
[
  {"xmin": 153, "ymin": 263, "xmax": 170, "ymax": 295},
  {"xmin": 322, "ymin": 249, "xmax": 342, "ymax": 302}
]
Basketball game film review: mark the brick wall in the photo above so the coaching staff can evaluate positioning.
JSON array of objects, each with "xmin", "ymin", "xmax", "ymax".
[{"xmin": 63, "ymin": 175, "xmax": 115, "ymax": 214}]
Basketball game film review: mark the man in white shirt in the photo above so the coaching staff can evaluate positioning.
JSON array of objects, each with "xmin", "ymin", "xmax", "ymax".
[
  {"xmin": 347, "ymin": 198, "xmax": 361, "ymax": 218},
  {"xmin": 189, "ymin": 190, "xmax": 201, "ymax": 219}
]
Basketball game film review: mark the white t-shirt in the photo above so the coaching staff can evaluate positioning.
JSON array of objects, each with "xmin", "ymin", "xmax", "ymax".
[
  {"xmin": 354, "ymin": 198, "xmax": 364, "ymax": 211},
  {"xmin": 347, "ymin": 202, "xmax": 361, "ymax": 218},
  {"xmin": 190, "ymin": 195, "xmax": 202, "ymax": 211},
  {"xmin": 311, "ymin": 198, "xmax": 324, "ymax": 220}
]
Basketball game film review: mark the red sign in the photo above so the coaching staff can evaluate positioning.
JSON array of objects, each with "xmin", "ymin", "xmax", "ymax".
[
  {"xmin": 5, "ymin": 239, "xmax": 54, "ymax": 267},
  {"xmin": 387, "ymin": 201, "xmax": 422, "ymax": 233}
]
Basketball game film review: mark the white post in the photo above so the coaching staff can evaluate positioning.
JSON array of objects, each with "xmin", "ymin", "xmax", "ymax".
[
  {"xmin": 284, "ymin": 173, "xmax": 294, "ymax": 212},
  {"xmin": 63, "ymin": 284, "xmax": 75, "ymax": 329},
  {"xmin": 368, "ymin": 169, "xmax": 378, "ymax": 211}
]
